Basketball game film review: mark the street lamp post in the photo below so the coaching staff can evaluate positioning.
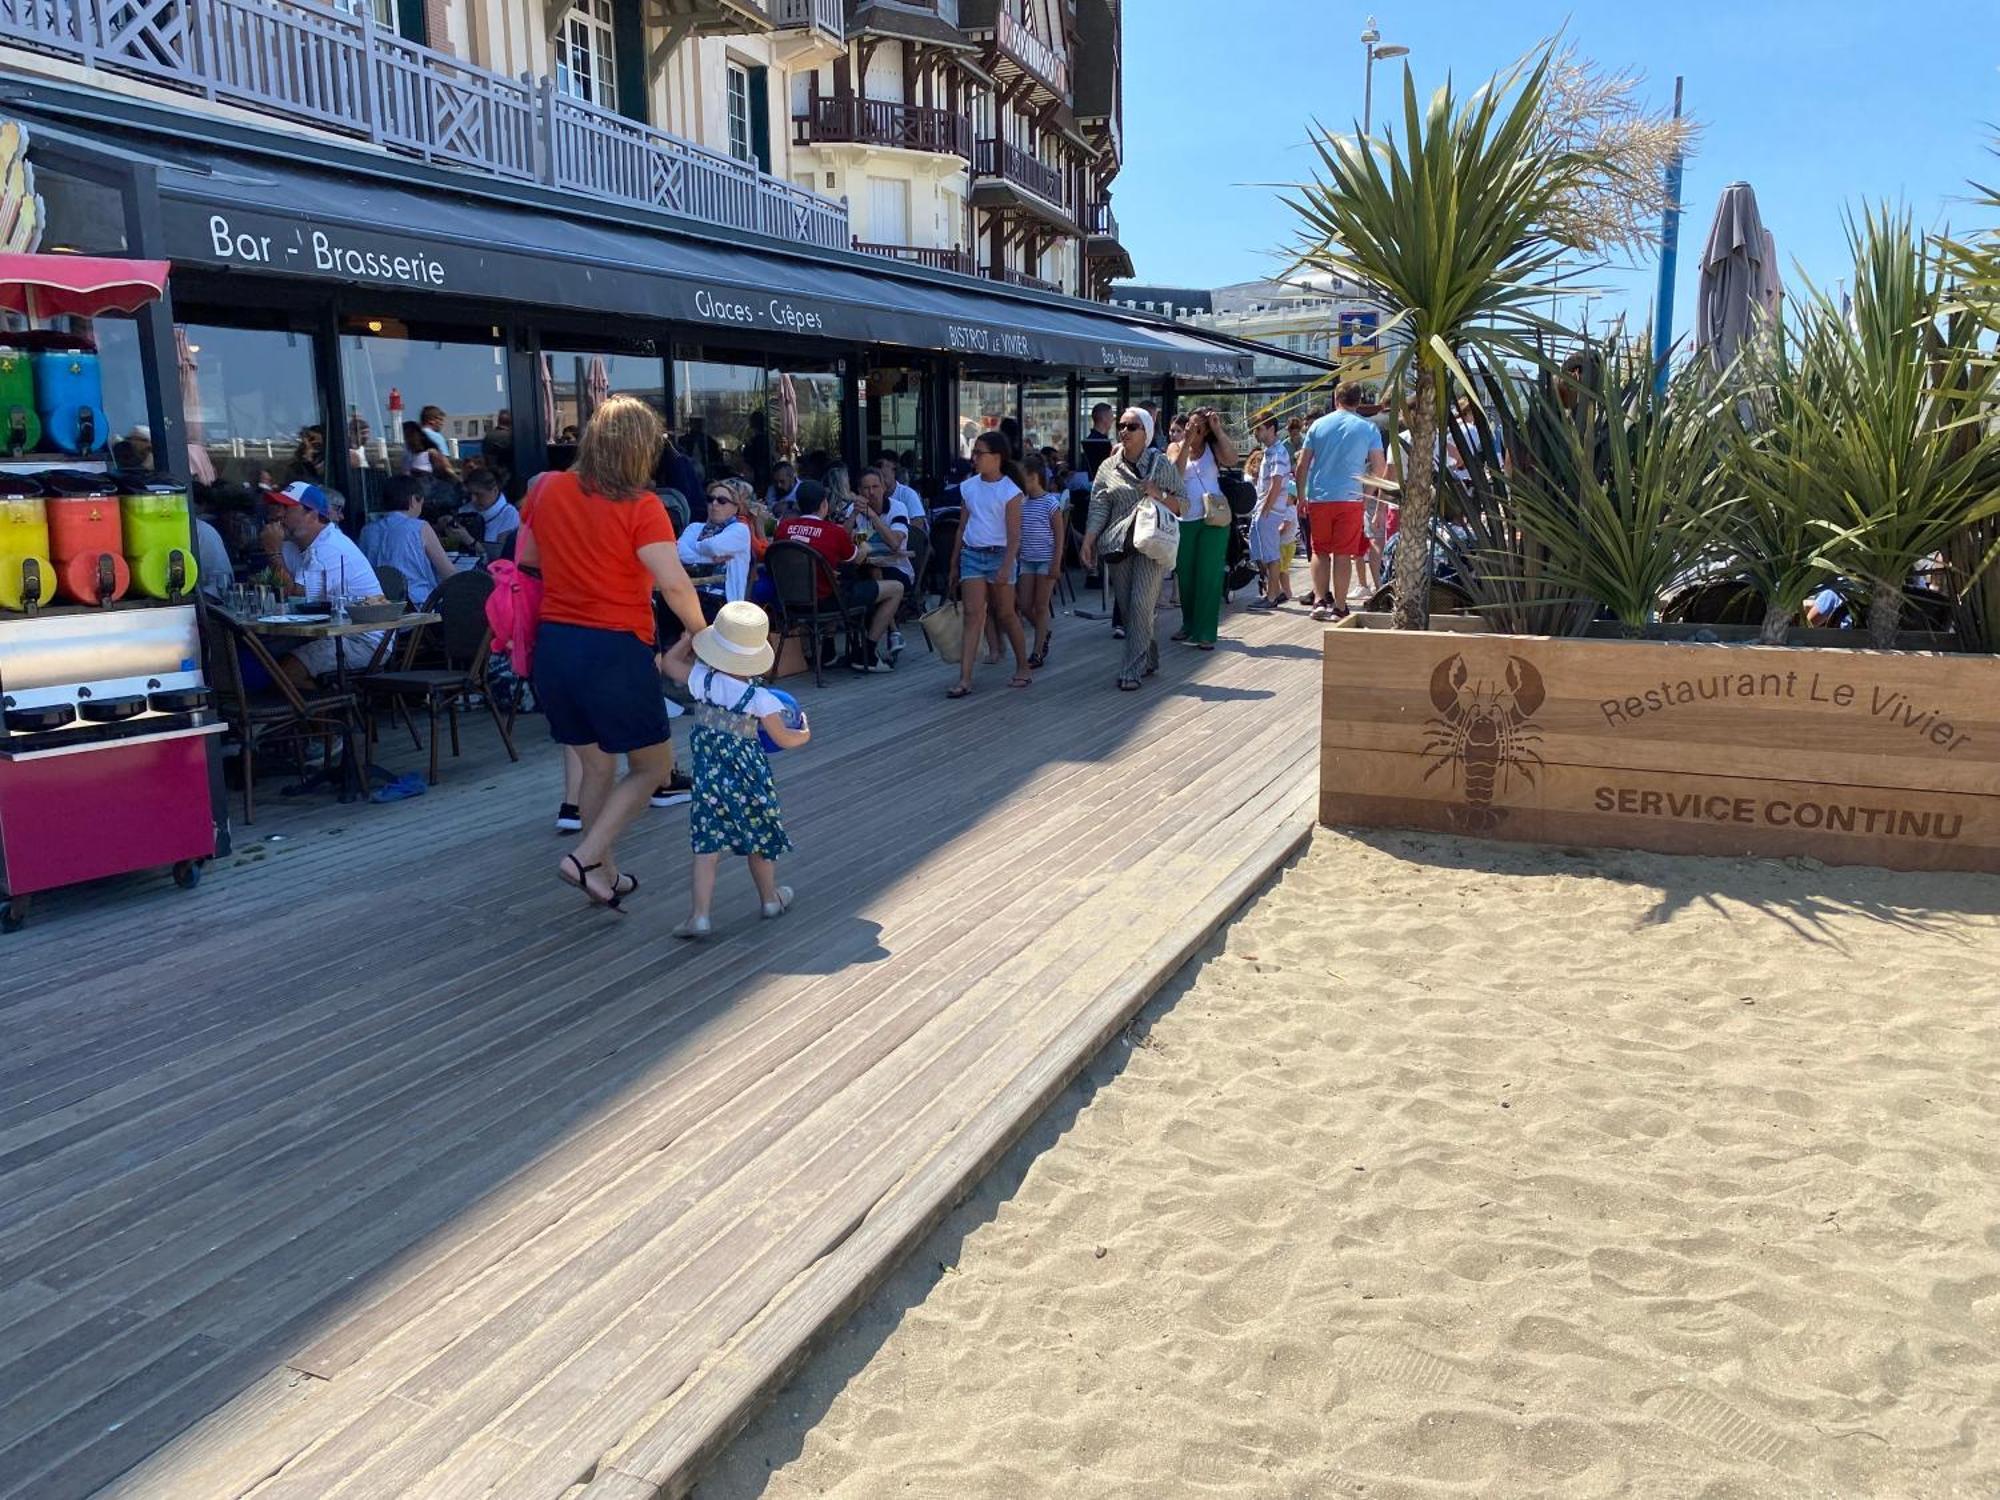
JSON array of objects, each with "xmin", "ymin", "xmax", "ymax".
[{"xmin": 1360, "ymin": 15, "xmax": 1409, "ymax": 137}]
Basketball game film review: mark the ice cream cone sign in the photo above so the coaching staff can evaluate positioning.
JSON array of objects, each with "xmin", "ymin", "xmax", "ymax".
[{"xmin": 0, "ymin": 119, "xmax": 45, "ymax": 255}]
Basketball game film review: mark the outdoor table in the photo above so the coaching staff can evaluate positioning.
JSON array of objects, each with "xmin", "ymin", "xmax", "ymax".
[{"xmin": 252, "ymin": 611, "xmax": 440, "ymax": 801}]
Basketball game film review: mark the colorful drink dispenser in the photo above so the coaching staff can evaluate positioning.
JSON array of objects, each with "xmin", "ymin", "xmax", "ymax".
[
  {"xmin": 0, "ymin": 476, "xmax": 53, "ymax": 612},
  {"xmin": 117, "ymin": 473, "xmax": 195, "ymax": 600},
  {"xmin": 32, "ymin": 344, "xmax": 108, "ymax": 455},
  {"xmin": 0, "ymin": 348, "xmax": 38, "ymax": 457},
  {"xmin": 43, "ymin": 470, "xmax": 129, "ymax": 605}
]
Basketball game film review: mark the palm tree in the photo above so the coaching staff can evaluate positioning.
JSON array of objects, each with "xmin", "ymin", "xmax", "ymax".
[
  {"xmin": 1786, "ymin": 209, "xmax": 2000, "ymax": 647},
  {"xmin": 1289, "ymin": 52, "xmax": 1617, "ymax": 629}
]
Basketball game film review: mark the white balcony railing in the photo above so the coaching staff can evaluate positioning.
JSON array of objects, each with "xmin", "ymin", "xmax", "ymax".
[
  {"xmin": 0, "ymin": 0, "xmax": 850, "ymax": 249},
  {"xmin": 771, "ymin": 0, "xmax": 842, "ymax": 41}
]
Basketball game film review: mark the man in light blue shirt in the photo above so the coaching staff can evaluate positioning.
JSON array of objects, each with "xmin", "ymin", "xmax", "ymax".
[{"xmin": 1296, "ymin": 381, "xmax": 1387, "ymax": 619}]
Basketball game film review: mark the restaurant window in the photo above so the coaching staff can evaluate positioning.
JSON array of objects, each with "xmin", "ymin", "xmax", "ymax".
[
  {"xmin": 340, "ymin": 317, "xmax": 511, "ymax": 513},
  {"xmin": 861, "ymin": 364, "xmax": 928, "ymax": 489},
  {"xmin": 555, "ymin": 0, "xmax": 619, "ymax": 113},
  {"xmin": 1020, "ymin": 380, "xmax": 1070, "ymax": 468},
  {"xmin": 100, "ymin": 314, "xmax": 325, "ymax": 572},
  {"xmin": 726, "ymin": 65, "xmax": 753, "ymax": 165},
  {"xmin": 538, "ymin": 346, "xmax": 665, "ymax": 452},
  {"xmin": 957, "ymin": 377, "xmax": 1017, "ymax": 459},
  {"xmin": 674, "ymin": 352, "xmax": 842, "ymax": 496}
]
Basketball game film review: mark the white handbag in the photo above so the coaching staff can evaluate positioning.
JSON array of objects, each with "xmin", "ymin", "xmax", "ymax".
[{"xmin": 1130, "ymin": 455, "xmax": 1180, "ymax": 565}]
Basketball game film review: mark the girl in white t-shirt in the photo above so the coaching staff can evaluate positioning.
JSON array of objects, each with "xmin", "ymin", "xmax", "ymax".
[{"xmin": 946, "ymin": 431, "xmax": 1032, "ymax": 698}]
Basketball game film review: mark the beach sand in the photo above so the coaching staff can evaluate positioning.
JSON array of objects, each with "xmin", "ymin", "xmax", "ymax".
[{"xmin": 699, "ymin": 829, "xmax": 2000, "ymax": 1499}]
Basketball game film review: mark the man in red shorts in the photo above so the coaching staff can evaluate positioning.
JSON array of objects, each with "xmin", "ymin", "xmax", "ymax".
[{"xmin": 1296, "ymin": 381, "xmax": 1388, "ymax": 621}]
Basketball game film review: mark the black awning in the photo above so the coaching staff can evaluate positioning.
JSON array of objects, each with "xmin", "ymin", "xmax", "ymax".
[{"xmin": 128, "ymin": 140, "xmax": 1253, "ymax": 380}]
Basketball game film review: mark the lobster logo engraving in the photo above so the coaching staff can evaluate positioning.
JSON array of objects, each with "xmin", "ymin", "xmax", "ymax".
[{"xmin": 1421, "ymin": 654, "xmax": 1546, "ymax": 834}]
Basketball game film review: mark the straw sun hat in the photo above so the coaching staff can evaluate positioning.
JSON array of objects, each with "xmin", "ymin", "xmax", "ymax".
[{"xmin": 692, "ymin": 600, "xmax": 775, "ymax": 678}]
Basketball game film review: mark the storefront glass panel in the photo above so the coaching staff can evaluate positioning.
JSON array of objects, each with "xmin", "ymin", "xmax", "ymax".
[
  {"xmin": 861, "ymin": 363, "xmax": 928, "ymax": 485},
  {"xmin": 538, "ymin": 348, "xmax": 666, "ymax": 469},
  {"xmin": 673, "ymin": 353, "xmax": 842, "ymax": 495},
  {"xmin": 1020, "ymin": 380, "xmax": 1070, "ymax": 468},
  {"xmin": 957, "ymin": 377, "xmax": 1017, "ymax": 459},
  {"xmin": 93, "ymin": 315, "xmax": 324, "ymax": 573},
  {"xmin": 340, "ymin": 318, "xmax": 511, "ymax": 515}
]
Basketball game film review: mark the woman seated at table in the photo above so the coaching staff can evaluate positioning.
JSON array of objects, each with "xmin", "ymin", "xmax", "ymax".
[
  {"xmin": 359, "ymin": 474, "xmax": 455, "ymax": 607},
  {"xmin": 677, "ymin": 483, "xmax": 754, "ymax": 612}
]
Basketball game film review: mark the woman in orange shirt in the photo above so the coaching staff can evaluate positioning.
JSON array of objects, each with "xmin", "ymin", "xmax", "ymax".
[{"xmin": 519, "ymin": 396, "xmax": 707, "ymax": 911}]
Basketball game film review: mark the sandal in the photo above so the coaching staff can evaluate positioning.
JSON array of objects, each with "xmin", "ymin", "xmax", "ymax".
[
  {"xmin": 946, "ymin": 684, "xmax": 973, "ymax": 699},
  {"xmin": 561, "ymin": 854, "xmax": 628, "ymax": 912},
  {"xmin": 1008, "ymin": 675, "xmax": 1033, "ymax": 689},
  {"xmin": 1117, "ymin": 677, "xmax": 1140, "ymax": 692}
]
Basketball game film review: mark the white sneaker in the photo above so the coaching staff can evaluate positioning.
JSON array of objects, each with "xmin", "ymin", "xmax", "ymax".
[
  {"xmin": 760, "ymin": 886, "xmax": 794, "ymax": 920},
  {"xmin": 673, "ymin": 915, "xmax": 713, "ymax": 941}
]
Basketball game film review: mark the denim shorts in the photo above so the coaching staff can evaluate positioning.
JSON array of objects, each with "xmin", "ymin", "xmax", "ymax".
[
  {"xmin": 1016, "ymin": 556, "xmax": 1056, "ymax": 578},
  {"xmin": 534, "ymin": 621, "xmax": 670, "ymax": 755},
  {"xmin": 960, "ymin": 544, "xmax": 1016, "ymax": 585}
]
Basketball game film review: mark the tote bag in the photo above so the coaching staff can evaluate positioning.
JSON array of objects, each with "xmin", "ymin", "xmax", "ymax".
[
  {"xmin": 919, "ymin": 597, "xmax": 964, "ymax": 661},
  {"xmin": 1130, "ymin": 456, "xmax": 1180, "ymax": 565}
]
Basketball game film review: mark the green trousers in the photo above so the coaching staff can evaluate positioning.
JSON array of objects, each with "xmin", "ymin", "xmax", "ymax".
[{"xmin": 1176, "ymin": 514, "xmax": 1230, "ymax": 645}]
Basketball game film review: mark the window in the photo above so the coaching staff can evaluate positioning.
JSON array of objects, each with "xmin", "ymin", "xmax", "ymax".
[
  {"xmin": 868, "ymin": 176, "xmax": 910, "ymax": 246},
  {"xmin": 340, "ymin": 317, "xmax": 511, "ymax": 510},
  {"xmin": 555, "ymin": 0, "xmax": 618, "ymax": 112},
  {"xmin": 958, "ymin": 379, "xmax": 1017, "ymax": 459},
  {"xmin": 673, "ymin": 354, "xmax": 842, "ymax": 493},
  {"xmin": 726, "ymin": 65, "xmax": 753, "ymax": 164},
  {"xmin": 538, "ymin": 349, "xmax": 666, "ymax": 457}
]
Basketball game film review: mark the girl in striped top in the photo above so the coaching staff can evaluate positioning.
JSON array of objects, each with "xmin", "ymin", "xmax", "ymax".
[{"xmin": 1015, "ymin": 453, "xmax": 1067, "ymax": 670}]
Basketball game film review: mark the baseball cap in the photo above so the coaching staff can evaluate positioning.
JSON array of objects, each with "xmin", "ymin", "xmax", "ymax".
[{"xmin": 265, "ymin": 481, "xmax": 331, "ymax": 517}]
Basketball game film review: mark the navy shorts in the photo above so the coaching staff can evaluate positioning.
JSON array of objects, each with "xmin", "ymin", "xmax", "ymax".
[{"xmin": 534, "ymin": 621, "xmax": 670, "ymax": 755}]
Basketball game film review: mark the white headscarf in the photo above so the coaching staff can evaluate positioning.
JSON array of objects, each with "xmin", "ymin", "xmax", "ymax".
[{"xmin": 1124, "ymin": 407, "xmax": 1154, "ymax": 447}]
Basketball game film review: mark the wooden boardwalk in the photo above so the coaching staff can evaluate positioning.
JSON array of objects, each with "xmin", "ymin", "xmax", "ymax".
[{"xmin": 0, "ymin": 595, "xmax": 1325, "ymax": 1500}]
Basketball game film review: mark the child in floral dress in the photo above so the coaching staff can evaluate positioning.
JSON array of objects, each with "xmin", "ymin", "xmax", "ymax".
[{"xmin": 659, "ymin": 602, "xmax": 810, "ymax": 940}]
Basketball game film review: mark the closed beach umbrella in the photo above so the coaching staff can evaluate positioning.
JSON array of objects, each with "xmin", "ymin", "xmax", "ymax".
[{"xmin": 1696, "ymin": 182, "xmax": 1771, "ymax": 374}]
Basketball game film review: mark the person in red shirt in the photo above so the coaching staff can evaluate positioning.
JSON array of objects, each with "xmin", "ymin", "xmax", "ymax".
[
  {"xmin": 519, "ymin": 395, "xmax": 707, "ymax": 910},
  {"xmin": 774, "ymin": 481, "xmax": 904, "ymax": 670}
]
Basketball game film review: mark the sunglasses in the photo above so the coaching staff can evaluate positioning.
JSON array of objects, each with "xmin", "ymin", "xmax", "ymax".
[{"xmin": 1117, "ymin": 421, "xmax": 1144, "ymax": 433}]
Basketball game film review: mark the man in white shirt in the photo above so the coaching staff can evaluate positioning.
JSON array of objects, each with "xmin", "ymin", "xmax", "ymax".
[
  {"xmin": 258, "ymin": 482, "xmax": 385, "ymax": 685},
  {"xmin": 873, "ymin": 454, "xmax": 927, "ymax": 531}
]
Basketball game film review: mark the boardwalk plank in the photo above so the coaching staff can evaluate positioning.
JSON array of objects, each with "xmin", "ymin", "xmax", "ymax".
[{"xmin": 0, "ymin": 600, "xmax": 1325, "ymax": 1499}]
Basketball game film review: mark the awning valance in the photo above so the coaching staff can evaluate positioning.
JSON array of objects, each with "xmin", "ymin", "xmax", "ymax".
[{"xmin": 131, "ymin": 141, "xmax": 1252, "ymax": 379}]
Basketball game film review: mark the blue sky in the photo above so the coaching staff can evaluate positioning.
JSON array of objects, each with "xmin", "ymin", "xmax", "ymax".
[{"xmin": 1117, "ymin": 1, "xmax": 1999, "ymax": 341}]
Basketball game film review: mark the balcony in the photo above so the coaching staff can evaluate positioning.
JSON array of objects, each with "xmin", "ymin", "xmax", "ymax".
[
  {"xmin": 795, "ymin": 97, "xmax": 972, "ymax": 160},
  {"xmin": 992, "ymin": 9, "xmax": 1069, "ymax": 99},
  {"xmin": 853, "ymin": 242, "xmax": 976, "ymax": 275},
  {"xmin": 0, "ymin": 0, "xmax": 850, "ymax": 249},
  {"xmin": 971, "ymin": 138, "xmax": 1070, "ymax": 220},
  {"xmin": 982, "ymin": 266, "xmax": 1061, "ymax": 295},
  {"xmin": 768, "ymin": 0, "xmax": 844, "ymax": 65},
  {"xmin": 1082, "ymin": 201, "xmax": 1120, "ymax": 240}
]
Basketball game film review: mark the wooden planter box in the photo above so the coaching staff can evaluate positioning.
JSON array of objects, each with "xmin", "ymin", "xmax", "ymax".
[{"xmin": 1321, "ymin": 628, "xmax": 2000, "ymax": 873}]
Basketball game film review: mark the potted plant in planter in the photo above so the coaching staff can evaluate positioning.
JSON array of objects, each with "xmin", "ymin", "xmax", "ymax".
[{"xmin": 1316, "ymin": 163, "xmax": 2000, "ymax": 869}]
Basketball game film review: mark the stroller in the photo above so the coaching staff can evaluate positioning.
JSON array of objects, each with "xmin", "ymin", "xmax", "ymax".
[{"xmin": 1218, "ymin": 469, "xmax": 1259, "ymax": 597}]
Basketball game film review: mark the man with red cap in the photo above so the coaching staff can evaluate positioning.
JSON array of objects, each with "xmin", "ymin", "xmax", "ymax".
[{"xmin": 259, "ymin": 481, "xmax": 385, "ymax": 685}]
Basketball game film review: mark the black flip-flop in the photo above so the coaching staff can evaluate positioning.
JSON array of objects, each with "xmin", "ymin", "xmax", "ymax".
[{"xmin": 946, "ymin": 685, "xmax": 973, "ymax": 700}]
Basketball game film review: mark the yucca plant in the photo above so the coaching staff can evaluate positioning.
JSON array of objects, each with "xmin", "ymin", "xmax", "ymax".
[
  {"xmin": 1938, "ymin": 154, "xmax": 2000, "ymax": 652},
  {"xmin": 1788, "ymin": 208, "xmax": 2000, "ymax": 648},
  {"xmin": 1716, "ymin": 333, "xmax": 1837, "ymax": 643},
  {"xmin": 1433, "ymin": 359, "xmax": 1597, "ymax": 636},
  {"xmin": 1497, "ymin": 345, "xmax": 1737, "ymax": 634},
  {"xmin": 1290, "ymin": 52, "xmax": 1614, "ymax": 629}
]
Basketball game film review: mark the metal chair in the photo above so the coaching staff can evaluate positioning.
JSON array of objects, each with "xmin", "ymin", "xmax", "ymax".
[
  {"xmin": 900, "ymin": 525, "xmax": 932, "ymax": 616},
  {"xmin": 203, "ymin": 612, "xmax": 359, "ymax": 825},
  {"xmin": 356, "ymin": 570, "xmax": 518, "ymax": 782},
  {"xmin": 922, "ymin": 510, "xmax": 961, "ymax": 608},
  {"xmin": 764, "ymin": 540, "xmax": 865, "ymax": 688}
]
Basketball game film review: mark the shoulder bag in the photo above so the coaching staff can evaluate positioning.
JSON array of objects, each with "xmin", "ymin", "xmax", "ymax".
[{"xmin": 1131, "ymin": 453, "xmax": 1181, "ymax": 565}]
